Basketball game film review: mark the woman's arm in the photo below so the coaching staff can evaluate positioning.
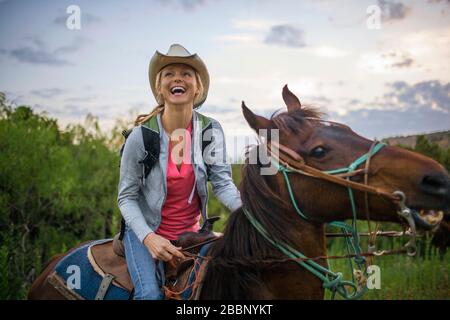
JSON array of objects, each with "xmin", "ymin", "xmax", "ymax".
[
  {"xmin": 204, "ymin": 120, "xmax": 242, "ymax": 212},
  {"xmin": 117, "ymin": 126, "xmax": 153, "ymax": 243}
]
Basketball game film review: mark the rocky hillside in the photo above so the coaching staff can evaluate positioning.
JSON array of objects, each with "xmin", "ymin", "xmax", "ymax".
[{"xmin": 383, "ymin": 130, "xmax": 450, "ymax": 149}]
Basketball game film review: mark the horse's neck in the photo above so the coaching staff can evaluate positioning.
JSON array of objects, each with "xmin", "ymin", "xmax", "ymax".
[
  {"xmin": 291, "ymin": 219, "xmax": 327, "ymax": 258},
  {"xmin": 251, "ymin": 218, "xmax": 327, "ymax": 299},
  {"xmin": 199, "ymin": 210, "xmax": 327, "ymax": 299},
  {"xmin": 268, "ymin": 219, "xmax": 327, "ymax": 299}
]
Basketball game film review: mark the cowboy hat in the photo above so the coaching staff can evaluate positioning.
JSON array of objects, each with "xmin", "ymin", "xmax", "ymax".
[{"xmin": 148, "ymin": 43, "xmax": 210, "ymax": 108}]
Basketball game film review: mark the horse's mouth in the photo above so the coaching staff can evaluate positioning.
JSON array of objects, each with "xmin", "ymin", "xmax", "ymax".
[{"xmin": 410, "ymin": 208, "xmax": 444, "ymax": 230}]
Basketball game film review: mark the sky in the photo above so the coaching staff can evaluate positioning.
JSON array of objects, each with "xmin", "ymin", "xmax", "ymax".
[{"xmin": 0, "ymin": 0, "xmax": 449, "ymax": 161}]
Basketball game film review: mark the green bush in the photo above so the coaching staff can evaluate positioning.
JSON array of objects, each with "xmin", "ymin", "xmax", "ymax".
[{"xmin": 0, "ymin": 95, "xmax": 122, "ymax": 299}]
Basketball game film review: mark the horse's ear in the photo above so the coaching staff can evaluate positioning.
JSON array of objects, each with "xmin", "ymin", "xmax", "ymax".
[
  {"xmin": 282, "ymin": 84, "xmax": 302, "ymax": 112},
  {"xmin": 242, "ymin": 101, "xmax": 273, "ymax": 133}
]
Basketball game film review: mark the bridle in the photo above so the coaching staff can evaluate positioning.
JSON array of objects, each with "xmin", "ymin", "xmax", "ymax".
[
  {"xmin": 242, "ymin": 136, "xmax": 419, "ymax": 299},
  {"xmin": 268, "ymin": 139, "xmax": 417, "ymax": 251}
]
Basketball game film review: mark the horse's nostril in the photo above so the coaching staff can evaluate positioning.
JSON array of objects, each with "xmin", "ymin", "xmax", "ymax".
[{"xmin": 420, "ymin": 174, "xmax": 448, "ymax": 197}]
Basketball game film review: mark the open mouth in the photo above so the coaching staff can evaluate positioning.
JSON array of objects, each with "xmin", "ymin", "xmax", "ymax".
[
  {"xmin": 170, "ymin": 86, "xmax": 186, "ymax": 96},
  {"xmin": 410, "ymin": 208, "xmax": 444, "ymax": 230}
]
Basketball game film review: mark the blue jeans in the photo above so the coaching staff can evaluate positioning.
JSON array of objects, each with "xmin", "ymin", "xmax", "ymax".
[{"xmin": 123, "ymin": 226, "xmax": 165, "ymax": 300}]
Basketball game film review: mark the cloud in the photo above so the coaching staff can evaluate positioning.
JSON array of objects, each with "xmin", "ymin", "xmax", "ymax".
[
  {"xmin": 381, "ymin": 52, "xmax": 415, "ymax": 68},
  {"xmin": 312, "ymin": 46, "xmax": 347, "ymax": 58},
  {"xmin": 36, "ymin": 103, "xmax": 108, "ymax": 119},
  {"xmin": 23, "ymin": 35, "xmax": 46, "ymax": 50},
  {"xmin": 231, "ymin": 18, "xmax": 274, "ymax": 31},
  {"xmin": 214, "ymin": 34, "xmax": 259, "ymax": 44},
  {"xmin": 383, "ymin": 80, "xmax": 450, "ymax": 112},
  {"xmin": 127, "ymin": 101, "xmax": 150, "ymax": 110},
  {"xmin": 201, "ymin": 104, "xmax": 237, "ymax": 114},
  {"xmin": 390, "ymin": 57, "xmax": 414, "ymax": 68},
  {"xmin": 5, "ymin": 47, "xmax": 70, "ymax": 66},
  {"xmin": 378, "ymin": 0, "xmax": 411, "ymax": 21},
  {"xmin": 53, "ymin": 36, "xmax": 91, "ymax": 55},
  {"xmin": 63, "ymin": 104, "xmax": 94, "ymax": 116},
  {"xmin": 306, "ymin": 95, "xmax": 332, "ymax": 105},
  {"xmin": 428, "ymin": 0, "xmax": 450, "ymax": 5},
  {"xmin": 358, "ymin": 51, "xmax": 416, "ymax": 73},
  {"xmin": 336, "ymin": 107, "xmax": 449, "ymax": 139},
  {"xmin": 264, "ymin": 25, "xmax": 306, "ymax": 48},
  {"xmin": 215, "ymin": 18, "xmax": 277, "ymax": 46},
  {"xmin": 65, "ymin": 95, "xmax": 97, "ymax": 103},
  {"xmin": 0, "ymin": 36, "xmax": 89, "ymax": 66},
  {"xmin": 332, "ymin": 80, "xmax": 450, "ymax": 138},
  {"xmin": 427, "ymin": 0, "xmax": 450, "ymax": 15},
  {"xmin": 31, "ymin": 88, "xmax": 65, "ymax": 98},
  {"xmin": 155, "ymin": 0, "xmax": 208, "ymax": 11},
  {"xmin": 0, "ymin": 0, "xmax": 13, "ymax": 8}
]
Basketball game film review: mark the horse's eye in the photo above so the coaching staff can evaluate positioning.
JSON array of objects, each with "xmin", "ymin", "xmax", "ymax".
[{"xmin": 310, "ymin": 146, "xmax": 327, "ymax": 159}]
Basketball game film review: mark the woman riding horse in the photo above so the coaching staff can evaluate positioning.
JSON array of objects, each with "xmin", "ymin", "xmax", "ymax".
[{"xmin": 28, "ymin": 85, "xmax": 449, "ymax": 300}]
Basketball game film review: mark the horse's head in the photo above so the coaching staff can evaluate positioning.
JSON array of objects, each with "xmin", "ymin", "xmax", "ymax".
[{"xmin": 241, "ymin": 85, "xmax": 449, "ymax": 230}]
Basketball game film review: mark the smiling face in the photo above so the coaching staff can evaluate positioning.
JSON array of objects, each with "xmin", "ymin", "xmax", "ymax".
[{"xmin": 157, "ymin": 63, "xmax": 199, "ymax": 107}]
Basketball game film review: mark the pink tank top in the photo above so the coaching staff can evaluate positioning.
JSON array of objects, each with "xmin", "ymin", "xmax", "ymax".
[{"xmin": 156, "ymin": 121, "xmax": 201, "ymax": 240}]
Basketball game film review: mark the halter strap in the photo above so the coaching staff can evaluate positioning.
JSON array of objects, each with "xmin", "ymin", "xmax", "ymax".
[{"xmin": 324, "ymin": 142, "xmax": 385, "ymax": 174}]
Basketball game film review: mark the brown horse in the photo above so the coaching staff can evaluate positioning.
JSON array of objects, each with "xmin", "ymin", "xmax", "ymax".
[
  {"xmin": 29, "ymin": 85, "xmax": 449, "ymax": 300},
  {"xmin": 198, "ymin": 85, "xmax": 449, "ymax": 299}
]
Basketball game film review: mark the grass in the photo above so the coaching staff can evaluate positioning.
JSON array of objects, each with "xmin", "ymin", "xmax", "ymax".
[{"xmin": 325, "ymin": 235, "xmax": 449, "ymax": 300}]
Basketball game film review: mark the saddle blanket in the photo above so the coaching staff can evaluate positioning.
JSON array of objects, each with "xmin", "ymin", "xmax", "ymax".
[{"xmin": 54, "ymin": 240, "xmax": 131, "ymax": 300}]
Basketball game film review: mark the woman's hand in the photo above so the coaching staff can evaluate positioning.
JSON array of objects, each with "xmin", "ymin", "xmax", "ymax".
[{"xmin": 143, "ymin": 232, "xmax": 185, "ymax": 262}]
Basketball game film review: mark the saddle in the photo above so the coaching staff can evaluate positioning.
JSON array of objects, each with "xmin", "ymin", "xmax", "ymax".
[{"xmin": 89, "ymin": 216, "xmax": 221, "ymax": 299}]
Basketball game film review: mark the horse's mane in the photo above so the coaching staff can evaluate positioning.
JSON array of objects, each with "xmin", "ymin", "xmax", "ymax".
[
  {"xmin": 202, "ymin": 108, "xmax": 320, "ymax": 299},
  {"xmin": 270, "ymin": 105, "xmax": 325, "ymax": 133}
]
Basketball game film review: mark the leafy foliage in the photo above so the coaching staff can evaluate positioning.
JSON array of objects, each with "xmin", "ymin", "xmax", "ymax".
[{"xmin": 0, "ymin": 95, "xmax": 122, "ymax": 299}]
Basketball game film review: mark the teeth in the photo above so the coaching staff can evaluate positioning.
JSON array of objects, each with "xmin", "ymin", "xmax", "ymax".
[
  {"xmin": 171, "ymin": 86, "xmax": 186, "ymax": 94},
  {"xmin": 419, "ymin": 209, "xmax": 438, "ymax": 216},
  {"xmin": 418, "ymin": 209, "xmax": 444, "ymax": 220},
  {"xmin": 425, "ymin": 211, "xmax": 444, "ymax": 224}
]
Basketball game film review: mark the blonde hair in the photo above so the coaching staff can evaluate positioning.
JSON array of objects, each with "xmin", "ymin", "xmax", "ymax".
[{"xmin": 134, "ymin": 68, "xmax": 205, "ymax": 126}]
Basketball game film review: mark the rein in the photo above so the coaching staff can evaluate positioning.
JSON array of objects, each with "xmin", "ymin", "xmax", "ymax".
[{"xmin": 243, "ymin": 139, "xmax": 419, "ymax": 300}]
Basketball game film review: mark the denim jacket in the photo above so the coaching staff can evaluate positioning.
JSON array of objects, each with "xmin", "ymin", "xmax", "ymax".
[{"xmin": 117, "ymin": 111, "xmax": 242, "ymax": 242}]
